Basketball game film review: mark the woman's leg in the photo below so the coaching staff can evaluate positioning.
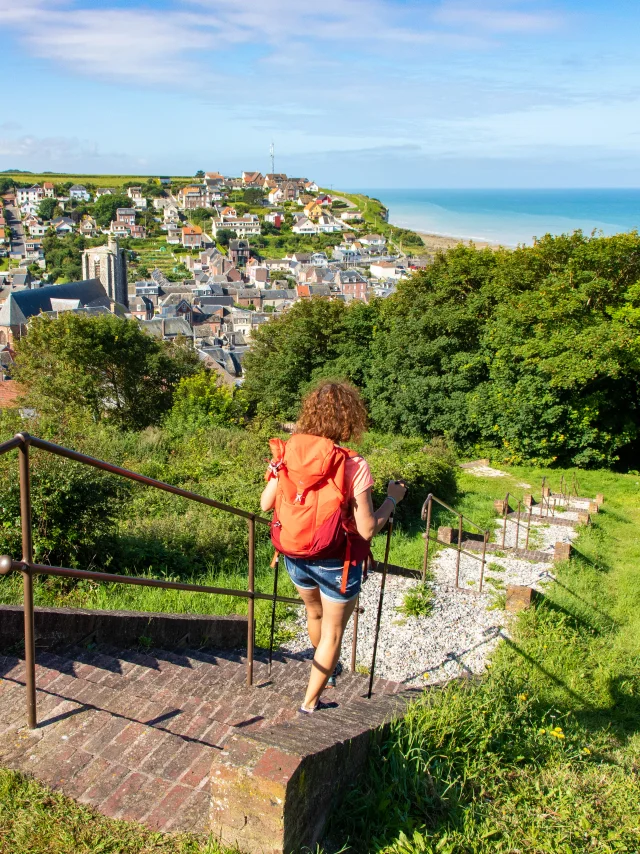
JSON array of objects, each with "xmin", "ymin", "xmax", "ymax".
[
  {"xmin": 296, "ymin": 585, "xmax": 323, "ymax": 650},
  {"xmin": 302, "ymin": 594, "xmax": 357, "ymax": 710}
]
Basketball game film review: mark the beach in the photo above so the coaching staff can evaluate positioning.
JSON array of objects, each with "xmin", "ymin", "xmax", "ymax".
[{"xmin": 414, "ymin": 230, "xmax": 502, "ymax": 252}]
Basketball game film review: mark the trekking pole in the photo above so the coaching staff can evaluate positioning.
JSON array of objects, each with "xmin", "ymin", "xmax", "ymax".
[
  {"xmin": 268, "ymin": 551, "xmax": 280, "ymax": 677},
  {"xmin": 367, "ymin": 513, "xmax": 394, "ymax": 699}
]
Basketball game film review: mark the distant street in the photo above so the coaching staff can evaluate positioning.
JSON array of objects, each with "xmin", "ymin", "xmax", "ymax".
[{"xmin": 5, "ymin": 202, "xmax": 25, "ymax": 258}]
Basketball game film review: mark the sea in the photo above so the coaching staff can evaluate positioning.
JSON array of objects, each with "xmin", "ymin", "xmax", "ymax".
[{"xmin": 353, "ymin": 189, "xmax": 640, "ymax": 247}]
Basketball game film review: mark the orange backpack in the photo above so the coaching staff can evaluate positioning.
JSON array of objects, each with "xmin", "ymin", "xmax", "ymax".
[{"xmin": 267, "ymin": 434, "xmax": 370, "ymax": 594}]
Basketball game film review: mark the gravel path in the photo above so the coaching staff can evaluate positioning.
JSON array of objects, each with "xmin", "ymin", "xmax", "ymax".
[{"xmin": 279, "ymin": 516, "xmax": 579, "ymax": 687}]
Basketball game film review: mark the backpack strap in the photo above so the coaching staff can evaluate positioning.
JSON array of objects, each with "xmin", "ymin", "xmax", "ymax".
[{"xmin": 265, "ymin": 438, "xmax": 286, "ymax": 481}]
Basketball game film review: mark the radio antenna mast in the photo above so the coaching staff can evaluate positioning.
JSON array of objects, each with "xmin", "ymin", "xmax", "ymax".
[{"xmin": 270, "ymin": 141, "xmax": 275, "ymax": 175}]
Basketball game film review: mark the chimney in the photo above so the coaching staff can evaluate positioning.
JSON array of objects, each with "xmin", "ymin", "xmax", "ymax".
[{"xmin": 161, "ymin": 319, "xmax": 166, "ymax": 338}]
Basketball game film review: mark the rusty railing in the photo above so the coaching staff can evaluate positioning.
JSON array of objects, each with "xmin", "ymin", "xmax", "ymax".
[
  {"xmin": 421, "ymin": 493, "xmax": 489, "ymax": 593},
  {"xmin": 499, "ymin": 492, "xmax": 533, "ymax": 550},
  {"xmin": 0, "ymin": 432, "xmax": 304, "ymax": 730}
]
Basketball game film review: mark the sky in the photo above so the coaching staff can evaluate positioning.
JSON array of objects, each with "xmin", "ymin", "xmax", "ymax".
[{"xmin": 1, "ymin": 0, "xmax": 640, "ymax": 187}]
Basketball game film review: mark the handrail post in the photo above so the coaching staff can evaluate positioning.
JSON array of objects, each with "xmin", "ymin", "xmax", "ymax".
[
  {"xmin": 350, "ymin": 594, "xmax": 360, "ymax": 673},
  {"xmin": 501, "ymin": 492, "xmax": 508, "ymax": 548},
  {"xmin": 455, "ymin": 514, "xmax": 463, "ymax": 588},
  {"xmin": 422, "ymin": 496, "xmax": 432, "ymax": 582},
  {"xmin": 247, "ymin": 516, "xmax": 255, "ymax": 687},
  {"xmin": 18, "ymin": 437, "xmax": 36, "ymax": 729},
  {"xmin": 525, "ymin": 504, "xmax": 532, "ymax": 550},
  {"xmin": 478, "ymin": 530, "xmax": 488, "ymax": 593},
  {"xmin": 515, "ymin": 500, "xmax": 521, "ymax": 550}
]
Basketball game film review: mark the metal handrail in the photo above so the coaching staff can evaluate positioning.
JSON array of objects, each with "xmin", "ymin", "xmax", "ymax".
[
  {"xmin": 0, "ymin": 432, "xmax": 302, "ymax": 730},
  {"xmin": 420, "ymin": 493, "xmax": 489, "ymax": 592},
  {"xmin": 500, "ymin": 492, "xmax": 533, "ymax": 550}
]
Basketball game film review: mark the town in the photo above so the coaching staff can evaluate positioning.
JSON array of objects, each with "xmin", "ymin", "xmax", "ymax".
[{"xmin": 0, "ymin": 170, "xmax": 428, "ymax": 384}]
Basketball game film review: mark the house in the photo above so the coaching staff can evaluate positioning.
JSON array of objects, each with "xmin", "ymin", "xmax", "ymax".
[
  {"xmin": 110, "ymin": 222, "xmax": 131, "ymax": 239},
  {"xmin": 51, "ymin": 216, "xmax": 75, "ymax": 235},
  {"xmin": 79, "ymin": 216, "xmax": 97, "ymax": 237},
  {"xmin": 177, "ymin": 185, "xmax": 208, "ymax": 210},
  {"xmin": 335, "ymin": 269, "xmax": 368, "ymax": 301},
  {"xmin": 69, "ymin": 185, "xmax": 91, "ymax": 202},
  {"xmin": 341, "ymin": 210, "xmax": 363, "ymax": 222},
  {"xmin": 287, "ymin": 252, "xmax": 314, "ymax": 267},
  {"xmin": 267, "ymin": 188, "xmax": 283, "ymax": 205},
  {"xmin": 276, "ymin": 182, "xmax": 297, "ymax": 202},
  {"xmin": 228, "ymin": 239, "xmax": 250, "ymax": 267},
  {"xmin": 264, "ymin": 174, "xmax": 287, "ymax": 187},
  {"xmin": 316, "ymin": 214, "xmax": 344, "ymax": 233},
  {"xmin": 129, "ymin": 224, "xmax": 147, "ymax": 239},
  {"xmin": 16, "ymin": 186, "xmax": 45, "ymax": 214},
  {"xmin": 28, "ymin": 220, "xmax": 48, "ymax": 238},
  {"xmin": 182, "ymin": 225, "xmax": 203, "ymax": 249},
  {"xmin": 304, "ymin": 181, "xmax": 319, "ymax": 193},
  {"xmin": 296, "ymin": 284, "xmax": 332, "ymax": 299},
  {"xmin": 304, "ymin": 201, "xmax": 325, "ymax": 220},
  {"xmin": 166, "ymin": 226, "xmax": 181, "ymax": 245},
  {"xmin": 310, "ymin": 252, "xmax": 329, "ymax": 266},
  {"xmin": 332, "ymin": 246, "xmax": 361, "ymax": 264},
  {"xmin": 0, "ymin": 228, "xmax": 6, "ymax": 247},
  {"xmin": 163, "ymin": 205, "xmax": 180, "ymax": 225},
  {"xmin": 247, "ymin": 265, "xmax": 269, "ymax": 286},
  {"xmin": 242, "ymin": 171, "xmax": 264, "ymax": 187},
  {"xmin": 127, "ymin": 295, "xmax": 155, "ymax": 321},
  {"xmin": 96, "ymin": 187, "xmax": 117, "ymax": 197},
  {"xmin": 116, "ymin": 208, "xmax": 136, "ymax": 227},
  {"xmin": 126, "ymin": 187, "xmax": 147, "ymax": 209},
  {"xmin": 211, "ymin": 214, "xmax": 260, "ymax": 238},
  {"xmin": 158, "ymin": 176, "xmax": 171, "ymax": 185},
  {"xmin": 292, "ymin": 217, "xmax": 319, "ymax": 235},
  {"xmin": 0, "ymin": 279, "xmax": 115, "ymax": 345},
  {"xmin": 205, "ymin": 172, "xmax": 225, "ymax": 186},
  {"xmin": 43, "ymin": 182, "xmax": 56, "ymax": 198},
  {"xmin": 24, "ymin": 238, "xmax": 43, "ymax": 260},
  {"xmin": 265, "ymin": 212, "xmax": 283, "ymax": 227},
  {"xmin": 360, "ymin": 234, "xmax": 386, "ymax": 250},
  {"xmin": 370, "ymin": 261, "xmax": 407, "ymax": 281}
]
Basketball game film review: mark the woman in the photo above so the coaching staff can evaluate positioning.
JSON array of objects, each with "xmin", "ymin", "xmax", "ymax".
[{"xmin": 260, "ymin": 380, "xmax": 406, "ymax": 713}]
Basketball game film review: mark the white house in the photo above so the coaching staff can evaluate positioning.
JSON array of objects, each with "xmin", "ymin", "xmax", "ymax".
[
  {"xmin": 211, "ymin": 214, "xmax": 261, "ymax": 237},
  {"xmin": 360, "ymin": 234, "xmax": 387, "ymax": 250},
  {"xmin": 16, "ymin": 185, "xmax": 45, "ymax": 209},
  {"xmin": 316, "ymin": 214, "xmax": 344, "ymax": 233},
  {"xmin": 127, "ymin": 187, "xmax": 148, "ymax": 209},
  {"xmin": 340, "ymin": 210, "xmax": 363, "ymax": 222},
  {"xmin": 69, "ymin": 185, "xmax": 91, "ymax": 202},
  {"xmin": 292, "ymin": 217, "xmax": 319, "ymax": 235},
  {"xmin": 96, "ymin": 187, "xmax": 117, "ymax": 197},
  {"xmin": 268, "ymin": 188, "xmax": 283, "ymax": 205},
  {"xmin": 370, "ymin": 261, "xmax": 407, "ymax": 281}
]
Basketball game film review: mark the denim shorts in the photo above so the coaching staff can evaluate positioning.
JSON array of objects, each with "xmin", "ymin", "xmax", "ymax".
[{"xmin": 283, "ymin": 556, "xmax": 363, "ymax": 603}]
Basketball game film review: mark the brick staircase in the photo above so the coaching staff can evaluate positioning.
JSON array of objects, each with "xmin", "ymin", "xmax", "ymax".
[{"xmin": 0, "ymin": 641, "xmax": 411, "ymax": 849}]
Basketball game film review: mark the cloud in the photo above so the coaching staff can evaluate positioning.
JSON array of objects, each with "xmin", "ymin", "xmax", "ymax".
[
  {"xmin": 0, "ymin": 130, "xmax": 136, "ymax": 166},
  {"xmin": 433, "ymin": 1, "xmax": 563, "ymax": 34}
]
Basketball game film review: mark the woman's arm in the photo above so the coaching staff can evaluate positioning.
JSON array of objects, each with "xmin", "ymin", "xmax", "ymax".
[
  {"xmin": 352, "ymin": 480, "xmax": 407, "ymax": 540},
  {"xmin": 260, "ymin": 477, "xmax": 278, "ymax": 512}
]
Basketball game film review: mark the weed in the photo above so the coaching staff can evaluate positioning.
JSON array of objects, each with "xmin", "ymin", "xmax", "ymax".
[
  {"xmin": 487, "ymin": 561, "xmax": 505, "ymax": 573},
  {"xmin": 397, "ymin": 582, "xmax": 434, "ymax": 619}
]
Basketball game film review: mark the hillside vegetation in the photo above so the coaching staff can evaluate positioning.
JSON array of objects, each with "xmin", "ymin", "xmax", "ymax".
[{"xmin": 243, "ymin": 231, "xmax": 640, "ymax": 469}]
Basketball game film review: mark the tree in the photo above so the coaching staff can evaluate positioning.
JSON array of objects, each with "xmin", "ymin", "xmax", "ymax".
[
  {"xmin": 243, "ymin": 188, "xmax": 264, "ymax": 205},
  {"xmin": 15, "ymin": 314, "xmax": 200, "ymax": 430},
  {"xmin": 216, "ymin": 229, "xmax": 235, "ymax": 248},
  {"xmin": 93, "ymin": 194, "xmax": 131, "ymax": 228},
  {"xmin": 195, "ymin": 170, "xmax": 205, "ymax": 179},
  {"xmin": 164, "ymin": 372, "xmax": 247, "ymax": 433}
]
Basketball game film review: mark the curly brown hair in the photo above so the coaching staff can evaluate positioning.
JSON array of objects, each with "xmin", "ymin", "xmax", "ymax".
[{"xmin": 296, "ymin": 380, "xmax": 368, "ymax": 444}]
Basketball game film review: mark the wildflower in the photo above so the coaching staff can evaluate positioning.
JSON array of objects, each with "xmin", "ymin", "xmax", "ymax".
[
  {"xmin": 550, "ymin": 726, "xmax": 565, "ymax": 739},
  {"xmin": 538, "ymin": 728, "xmax": 546, "ymax": 735},
  {"xmin": 517, "ymin": 693, "xmax": 528, "ymax": 702},
  {"xmin": 582, "ymin": 747, "xmax": 591, "ymax": 755}
]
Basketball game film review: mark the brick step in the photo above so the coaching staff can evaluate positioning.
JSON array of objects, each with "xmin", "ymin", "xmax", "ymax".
[{"xmin": 0, "ymin": 643, "xmax": 407, "ymax": 845}]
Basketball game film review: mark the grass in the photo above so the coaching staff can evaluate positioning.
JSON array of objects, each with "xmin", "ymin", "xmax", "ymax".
[
  {"xmin": 327, "ymin": 463, "xmax": 640, "ymax": 852},
  {"xmin": 0, "ymin": 768, "xmax": 240, "ymax": 854},
  {"xmin": 2, "ymin": 461, "xmax": 639, "ymax": 852},
  {"xmin": 397, "ymin": 581, "xmax": 434, "ymax": 619}
]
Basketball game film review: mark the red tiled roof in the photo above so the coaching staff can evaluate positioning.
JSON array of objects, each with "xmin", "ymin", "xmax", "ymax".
[{"xmin": 0, "ymin": 381, "xmax": 22, "ymax": 409}]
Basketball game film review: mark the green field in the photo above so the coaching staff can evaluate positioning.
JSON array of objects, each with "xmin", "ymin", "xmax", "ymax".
[{"xmin": 1, "ymin": 173, "xmax": 192, "ymax": 188}]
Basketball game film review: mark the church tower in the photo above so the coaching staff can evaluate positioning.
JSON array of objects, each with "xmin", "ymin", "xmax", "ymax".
[{"xmin": 81, "ymin": 237, "xmax": 128, "ymax": 307}]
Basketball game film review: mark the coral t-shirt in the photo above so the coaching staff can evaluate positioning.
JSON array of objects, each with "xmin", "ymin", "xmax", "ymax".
[{"xmin": 344, "ymin": 454, "xmax": 374, "ymax": 502}]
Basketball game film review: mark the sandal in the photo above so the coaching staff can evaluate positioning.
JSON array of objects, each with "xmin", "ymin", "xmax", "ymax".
[{"xmin": 298, "ymin": 700, "xmax": 337, "ymax": 715}]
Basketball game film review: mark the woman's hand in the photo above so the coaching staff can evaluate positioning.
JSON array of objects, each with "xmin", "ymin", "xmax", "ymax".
[{"xmin": 387, "ymin": 479, "xmax": 407, "ymax": 503}]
